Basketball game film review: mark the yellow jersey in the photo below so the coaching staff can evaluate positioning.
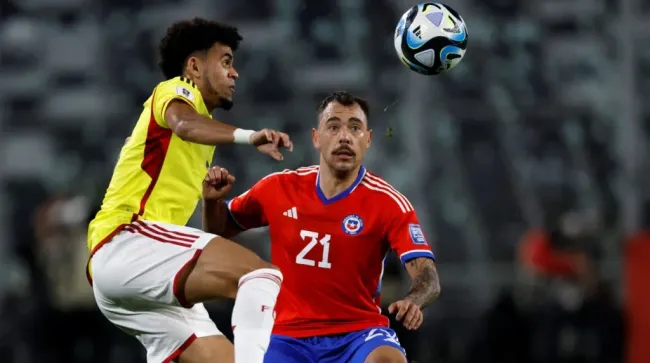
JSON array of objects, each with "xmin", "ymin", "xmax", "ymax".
[{"xmin": 88, "ymin": 76, "xmax": 214, "ymax": 254}]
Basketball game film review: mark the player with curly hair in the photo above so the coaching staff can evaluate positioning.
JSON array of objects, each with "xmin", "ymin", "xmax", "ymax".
[{"xmin": 87, "ymin": 18, "xmax": 290, "ymax": 363}]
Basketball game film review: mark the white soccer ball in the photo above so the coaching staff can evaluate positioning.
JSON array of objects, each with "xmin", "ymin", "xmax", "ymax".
[{"xmin": 394, "ymin": 2, "xmax": 468, "ymax": 75}]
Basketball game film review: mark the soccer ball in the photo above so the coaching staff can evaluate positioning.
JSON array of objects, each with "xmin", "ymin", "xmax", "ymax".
[{"xmin": 394, "ymin": 2, "xmax": 468, "ymax": 75}]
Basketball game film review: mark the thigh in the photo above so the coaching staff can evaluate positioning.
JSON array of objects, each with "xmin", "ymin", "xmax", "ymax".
[
  {"xmin": 95, "ymin": 287, "xmax": 223, "ymax": 363},
  {"xmin": 343, "ymin": 328, "xmax": 407, "ymax": 363},
  {"xmin": 178, "ymin": 335, "xmax": 234, "ymax": 363},
  {"xmin": 264, "ymin": 335, "xmax": 317, "ymax": 363},
  {"xmin": 182, "ymin": 235, "xmax": 274, "ymax": 303},
  {"xmin": 363, "ymin": 346, "xmax": 408, "ymax": 363}
]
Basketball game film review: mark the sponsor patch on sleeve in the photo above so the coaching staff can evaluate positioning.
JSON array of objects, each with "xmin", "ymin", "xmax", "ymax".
[
  {"xmin": 408, "ymin": 224, "xmax": 427, "ymax": 245},
  {"xmin": 175, "ymin": 86, "xmax": 195, "ymax": 102}
]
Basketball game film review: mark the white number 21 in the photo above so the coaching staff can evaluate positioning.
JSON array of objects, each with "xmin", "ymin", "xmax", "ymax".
[{"xmin": 296, "ymin": 230, "xmax": 332, "ymax": 269}]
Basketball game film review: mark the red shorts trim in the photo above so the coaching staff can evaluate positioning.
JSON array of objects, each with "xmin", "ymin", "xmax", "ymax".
[
  {"xmin": 162, "ymin": 334, "xmax": 197, "ymax": 363},
  {"xmin": 86, "ymin": 221, "xmax": 200, "ymax": 286},
  {"xmin": 86, "ymin": 224, "xmax": 128, "ymax": 286},
  {"xmin": 173, "ymin": 249, "xmax": 203, "ymax": 308}
]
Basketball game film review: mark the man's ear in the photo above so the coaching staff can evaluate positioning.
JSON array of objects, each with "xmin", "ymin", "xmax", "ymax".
[
  {"xmin": 312, "ymin": 128, "xmax": 320, "ymax": 149},
  {"xmin": 186, "ymin": 55, "xmax": 202, "ymax": 79}
]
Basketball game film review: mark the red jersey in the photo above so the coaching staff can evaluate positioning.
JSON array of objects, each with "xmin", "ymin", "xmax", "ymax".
[{"xmin": 227, "ymin": 165, "xmax": 435, "ymax": 337}]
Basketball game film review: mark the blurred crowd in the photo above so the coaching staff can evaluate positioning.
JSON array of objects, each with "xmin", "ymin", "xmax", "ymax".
[{"xmin": 1, "ymin": 0, "xmax": 647, "ymax": 362}]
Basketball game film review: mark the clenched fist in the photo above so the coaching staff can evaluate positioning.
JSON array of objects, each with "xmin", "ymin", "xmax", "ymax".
[{"xmin": 202, "ymin": 166, "xmax": 236, "ymax": 200}]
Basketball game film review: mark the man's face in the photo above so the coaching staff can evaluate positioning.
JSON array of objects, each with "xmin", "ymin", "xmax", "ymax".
[
  {"xmin": 190, "ymin": 43, "xmax": 238, "ymax": 110},
  {"xmin": 313, "ymin": 101, "xmax": 372, "ymax": 174}
]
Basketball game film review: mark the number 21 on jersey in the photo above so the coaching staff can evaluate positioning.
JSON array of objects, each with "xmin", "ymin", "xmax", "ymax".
[{"xmin": 296, "ymin": 230, "xmax": 332, "ymax": 269}]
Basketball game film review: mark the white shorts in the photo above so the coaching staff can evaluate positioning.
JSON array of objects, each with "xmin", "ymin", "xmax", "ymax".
[{"xmin": 89, "ymin": 220, "xmax": 223, "ymax": 363}]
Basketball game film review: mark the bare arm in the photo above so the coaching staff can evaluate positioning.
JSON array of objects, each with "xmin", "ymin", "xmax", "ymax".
[
  {"xmin": 404, "ymin": 257, "xmax": 441, "ymax": 307},
  {"xmin": 165, "ymin": 100, "xmax": 293, "ymax": 161},
  {"xmin": 202, "ymin": 199, "xmax": 229, "ymax": 235},
  {"xmin": 202, "ymin": 199, "xmax": 244, "ymax": 238},
  {"xmin": 201, "ymin": 167, "xmax": 243, "ymax": 238},
  {"xmin": 388, "ymin": 257, "xmax": 440, "ymax": 330},
  {"xmin": 165, "ymin": 100, "xmax": 237, "ymax": 145}
]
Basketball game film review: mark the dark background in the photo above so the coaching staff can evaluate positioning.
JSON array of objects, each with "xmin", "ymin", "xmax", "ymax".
[{"xmin": 0, "ymin": 0, "xmax": 646, "ymax": 362}]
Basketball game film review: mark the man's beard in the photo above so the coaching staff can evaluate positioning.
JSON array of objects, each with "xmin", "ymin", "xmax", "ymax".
[{"xmin": 218, "ymin": 96, "xmax": 233, "ymax": 111}]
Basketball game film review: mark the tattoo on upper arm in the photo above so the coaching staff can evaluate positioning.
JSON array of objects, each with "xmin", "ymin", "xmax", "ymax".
[{"xmin": 405, "ymin": 257, "xmax": 440, "ymax": 306}]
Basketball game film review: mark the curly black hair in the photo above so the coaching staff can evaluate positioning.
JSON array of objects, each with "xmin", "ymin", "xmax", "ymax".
[
  {"xmin": 158, "ymin": 18, "xmax": 243, "ymax": 79},
  {"xmin": 317, "ymin": 91, "xmax": 370, "ymax": 119}
]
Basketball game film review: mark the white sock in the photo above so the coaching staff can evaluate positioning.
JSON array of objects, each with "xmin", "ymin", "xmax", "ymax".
[{"xmin": 231, "ymin": 268, "xmax": 283, "ymax": 363}]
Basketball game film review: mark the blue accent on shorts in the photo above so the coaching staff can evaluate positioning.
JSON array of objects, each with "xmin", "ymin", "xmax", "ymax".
[{"xmin": 264, "ymin": 327, "xmax": 406, "ymax": 363}]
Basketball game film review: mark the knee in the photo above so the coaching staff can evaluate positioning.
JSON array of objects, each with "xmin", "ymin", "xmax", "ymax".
[
  {"xmin": 192, "ymin": 260, "xmax": 278, "ymax": 285},
  {"xmin": 365, "ymin": 356, "xmax": 405, "ymax": 363},
  {"xmin": 179, "ymin": 336, "xmax": 233, "ymax": 363},
  {"xmin": 247, "ymin": 260, "xmax": 279, "ymax": 274},
  {"xmin": 364, "ymin": 347, "xmax": 407, "ymax": 363}
]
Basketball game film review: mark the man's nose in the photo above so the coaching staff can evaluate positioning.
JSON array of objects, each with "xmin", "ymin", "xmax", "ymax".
[
  {"xmin": 338, "ymin": 130, "xmax": 351, "ymax": 143},
  {"xmin": 230, "ymin": 67, "xmax": 239, "ymax": 80}
]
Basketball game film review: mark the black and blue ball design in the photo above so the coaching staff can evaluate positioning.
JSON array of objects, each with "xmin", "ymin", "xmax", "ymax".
[{"xmin": 394, "ymin": 2, "xmax": 468, "ymax": 75}]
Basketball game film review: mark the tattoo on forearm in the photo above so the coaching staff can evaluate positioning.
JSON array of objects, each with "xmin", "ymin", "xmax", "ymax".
[{"xmin": 405, "ymin": 257, "xmax": 440, "ymax": 307}]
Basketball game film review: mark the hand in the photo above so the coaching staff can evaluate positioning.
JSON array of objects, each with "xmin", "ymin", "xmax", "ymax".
[
  {"xmin": 202, "ymin": 166, "xmax": 236, "ymax": 200},
  {"xmin": 250, "ymin": 129, "xmax": 294, "ymax": 161},
  {"xmin": 388, "ymin": 298, "xmax": 423, "ymax": 330}
]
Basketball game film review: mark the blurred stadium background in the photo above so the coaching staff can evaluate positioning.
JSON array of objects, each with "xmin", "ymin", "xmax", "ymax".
[{"xmin": 0, "ymin": 0, "xmax": 648, "ymax": 362}]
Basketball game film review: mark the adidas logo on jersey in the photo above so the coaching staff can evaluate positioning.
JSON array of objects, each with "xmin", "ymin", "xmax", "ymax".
[{"xmin": 283, "ymin": 207, "xmax": 298, "ymax": 219}]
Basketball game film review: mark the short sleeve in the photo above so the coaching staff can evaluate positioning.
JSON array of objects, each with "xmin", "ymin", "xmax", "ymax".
[
  {"xmin": 386, "ymin": 210, "xmax": 436, "ymax": 264},
  {"xmin": 152, "ymin": 78, "xmax": 201, "ymax": 128},
  {"xmin": 226, "ymin": 175, "xmax": 276, "ymax": 230}
]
